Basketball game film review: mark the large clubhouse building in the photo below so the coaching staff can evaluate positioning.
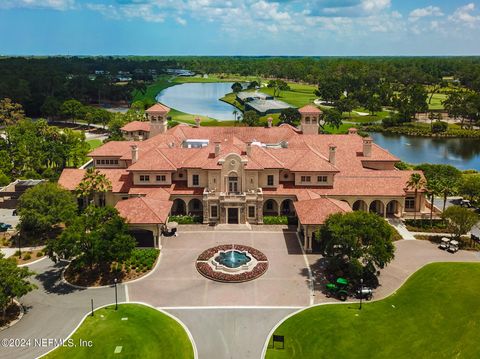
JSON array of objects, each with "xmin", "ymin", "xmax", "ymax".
[{"xmin": 59, "ymin": 103, "xmax": 426, "ymax": 252}]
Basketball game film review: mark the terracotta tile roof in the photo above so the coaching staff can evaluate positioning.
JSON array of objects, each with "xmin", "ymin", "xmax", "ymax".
[
  {"xmin": 121, "ymin": 121, "xmax": 151, "ymax": 132},
  {"xmin": 298, "ymin": 104, "xmax": 322, "ymax": 114},
  {"xmin": 128, "ymin": 148, "xmax": 177, "ymax": 171},
  {"xmin": 146, "ymin": 103, "xmax": 170, "ymax": 113},
  {"xmin": 294, "ymin": 197, "xmax": 352, "ymax": 225},
  {"xmin": 58, "ymin": 168, "xmax": 86, "ymax": 190},
  {"xmin": 115, "ymin": 197, "xmax": 172, "ymax": 224},
  {"xmin": 89, "ymin": 141, "xmax": 134, "ymax": 157},
  {"xmin": 57, "ymin": 168, "xmax": 132, "ymax": 193}
]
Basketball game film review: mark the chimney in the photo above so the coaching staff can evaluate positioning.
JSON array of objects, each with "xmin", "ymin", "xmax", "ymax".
[
  {"xmin": 267, "ymin": 117, "xmax": 273, "ymax": 128},
  {"xmin": 214, "ymin": 141, "xmax": 221, "ymax": 157},
  {"xmin": 246, "ymin": 142, "xmax": 252, "ymax": 156},
  {"xmin": 195, "ymin": 117, "xmax": 201, "ymax": 128},
  {"xmin": 131, "ymin": 145, "xmax": 138, "ymax": 164},
  {"xmin": 348, "ymin": 128, "xmax": 358, "ymax": 135},
  {"xmin": 328, "ymin": 144, "xmax": 336, "ymax": 165},
  {"xmin": 363, "ymin": 137, "xmax": 372, "ymax": 157}
]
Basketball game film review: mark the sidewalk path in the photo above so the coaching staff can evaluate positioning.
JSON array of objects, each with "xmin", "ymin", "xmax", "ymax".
[{"xmin": 387, "ymin": 218, "xmax": 416, "ymax": 240}]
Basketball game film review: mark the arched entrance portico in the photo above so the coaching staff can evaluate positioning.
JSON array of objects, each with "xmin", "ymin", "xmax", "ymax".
[
  {"xmin": 369, "ymin": 200, "xmax": 385, "ymax": 216},
  {"xmin": 386, "ymin": 200, "xmax": 402, "ymax": 217},
  {"xmin": 352, "ymin": 200, "xmax": 368, "ymax": 211},
  {"xmin": 188, "ymin": 198, "xmax": 203, "ymax": 216},
  {"xmin": 263, "ymin": 199, "xmax": 279, "ymax": 216},
  {"xmin": 280, "ymin": 199, "xmax": 295, "ymax": 215},
  {"xmin": 172, "ymin": 198, "xmax": 186, "ymax": 215}
]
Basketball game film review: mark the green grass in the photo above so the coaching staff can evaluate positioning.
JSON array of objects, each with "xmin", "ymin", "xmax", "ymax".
[
  {"xmin": 266, "ymin": 262, "xmax": 480, "ymax": 359},
  {"xmin": 132, "ymin": 76, "xmax": 176, "ymax": 103},
  {"xmin": 428, "ymin": 93, "xmax": 448, "ymax": 111},
  {"xmin": 46, "ymin": 304, "xmax": 194, "ymax": 359},
  {"xmin": 86, "ymin": 139, "xmax": 103, "ymax": 150},
  {"xmin": 323, "ymin": 123, "xmax": 353, "ymax": 134},
  {"xmin": 259, "ymin": 83, "xmax": 317, "ymax": 108}
]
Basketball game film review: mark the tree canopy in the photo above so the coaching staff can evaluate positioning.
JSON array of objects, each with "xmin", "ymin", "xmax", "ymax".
[
  {"xmin": 0, "ymin": 253, "xmax": 36, "ymax": 320},
  {"xmin": 47, "ymin": 205, "xmax": 136, "ymax": 269},
  {"xmin": 17, "ymin": 182, "xmax": 78, "ymax": 241},
  {"xmin": 317, "ymin": 211, "xmax": 395, "ymax": 284},
  {"xmin": 442, "ymin": 206, "xmax": 478, "ymax": 240}
]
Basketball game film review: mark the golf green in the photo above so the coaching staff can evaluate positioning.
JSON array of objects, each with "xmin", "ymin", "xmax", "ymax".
[
  {"xmin": 266, "ymin": 262, "xmax": 480, "ymax": 359},
  {"xmin": 45, "ymin": 304, "xmax": 194, "ymax": 359}
]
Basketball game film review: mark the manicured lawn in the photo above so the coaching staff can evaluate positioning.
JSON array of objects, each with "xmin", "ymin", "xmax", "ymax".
[
  {"xmin": 131, "ymin": 76, "xmax": 176, "ymax": 103},
  {"xmin": 266, "ymin": 262, "xmax": 480, "ymax": 359},
  {"xmin": 86, "ymin": 139, "xmax": 103, "ymax": 150},
  {"xmin": 428, "ymin": 93, "xmax": 447, "ymax": 111},
  {"xmin": 259, "ymin": 83, "xmax": 317, "ymax": 108},
  {"xmin": 46, "ymin": 304, "xmax": 194, "ymax": 359}
]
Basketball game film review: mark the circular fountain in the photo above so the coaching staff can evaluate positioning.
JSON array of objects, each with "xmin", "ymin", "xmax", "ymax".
[{"xmin": 196, "ymin": 244, "xmax": 268, "ymax": 283}]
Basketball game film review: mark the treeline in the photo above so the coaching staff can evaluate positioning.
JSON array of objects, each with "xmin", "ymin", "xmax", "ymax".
[
  {"xmin": 0, "ymin": 56, "xmax": 177, "ymax": 117},
  {"xmin": 174, "ymin": 56, "xmax": 480, "ymax": 90},
  {"xmin": 0, "ymin": 99, "xmax": 90, "ymax": 185}
]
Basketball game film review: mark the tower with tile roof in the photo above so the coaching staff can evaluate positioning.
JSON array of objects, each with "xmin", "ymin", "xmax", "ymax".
[
  {"xmin": 298, "ymin": 104, "xmax": 322, "ymax": 135},
  {"xmin": 146, "ymin": 103, "xmax": 170, "ymax": 137}
]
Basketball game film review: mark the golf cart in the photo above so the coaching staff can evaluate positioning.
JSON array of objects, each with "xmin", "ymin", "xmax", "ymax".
[
  {"xmin": 460, "ymin": 199, "xmax": 473, "ymax": 208},
  {"xmin": 326, "ymin": 277, "xmax": 349, "ymax": 301},
  {"xmin": 356, "ymin": 287, "xmax": 373, "ymax": 300},
  {"xmin": 439, "ymin": 237, "xmax": 450, "ymax": 250},
  {"xmin": 447, "ymin": 240, "xmax": 459, "ymax": 253}
]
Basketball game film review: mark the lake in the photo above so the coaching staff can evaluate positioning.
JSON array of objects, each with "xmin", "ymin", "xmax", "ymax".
[
  {"xmin": 156, "ymin": 82, "xmax": 240, "ymax": 121},
  {"xmin": 370, "ymin": 132, "xmax": 480, "ymax": 170}
]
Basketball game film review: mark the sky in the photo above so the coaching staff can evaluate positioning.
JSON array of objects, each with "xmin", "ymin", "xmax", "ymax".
[{"xmin": 0, "ymin": 0, "xmax": 480, "ymax": 56}]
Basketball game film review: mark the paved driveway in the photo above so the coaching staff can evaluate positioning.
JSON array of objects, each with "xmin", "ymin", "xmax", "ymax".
[
  {"xmin": 0, "ymin": 258, "xmax": 126, "ymax": 359},
  {"xmin": 128, "ymin": 230, "xmax": 313, "ymax": 307}
]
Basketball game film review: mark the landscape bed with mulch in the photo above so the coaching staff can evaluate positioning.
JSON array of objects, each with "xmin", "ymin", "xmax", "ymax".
[
  {"xmin": 64, "ymin": 248, "xmax": 160, "ymax": 287},
  {"xmin": 0, "ymin": 302, "xmax": 21, "ymax": 329},
  {"xmin": 13, "ymin": 248, "xmax": 46, "ymax": 265}
]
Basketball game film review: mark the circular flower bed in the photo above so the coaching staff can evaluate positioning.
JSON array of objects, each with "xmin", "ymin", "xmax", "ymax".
[{"xmin": 196, "ymin": 244, "xmax": 269, "ymax": 283}]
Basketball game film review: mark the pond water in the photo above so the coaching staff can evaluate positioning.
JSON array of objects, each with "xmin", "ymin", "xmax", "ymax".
[
  {"xmin": 156, "ymin": 82, "xmax": 241, "ymax": 121},
  {"xmin": 369, "ymin": 132, "xmax": 480, "ymax": 170}
]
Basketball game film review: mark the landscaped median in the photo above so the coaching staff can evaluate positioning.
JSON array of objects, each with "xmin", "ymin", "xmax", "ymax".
[
  {"xmin": 44, "ymin": 304, "xmax": 195, "ymax": 359},
  {"xmin": 265, "ymin": 262, "xmax": 480, "ymax": 359}
]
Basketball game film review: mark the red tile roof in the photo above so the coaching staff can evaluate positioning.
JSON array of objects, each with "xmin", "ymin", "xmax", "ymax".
[
  {"xmin": 57, "ymin": 168, "xmax": 132, "ymax": 193},
  {"xmin": 115, "ymin": 197, "xmax": 172, "ymax": 224},
  {"xmin": 146, "ymin": 103, "xmax": 170, "ymax": 113},
  {"xmin": 121, "ymin": 121, "xmax": 151, "ymax": 132},
  {"xmin": 298, "ymin": 104, "xmax": 322, "ymax": 114},
  {"xmin": 58, "ymin": 168, "xmax": 86, "ymax": 190},
  {"xmin": 294, "ymin": 197, "xmax": 352, "ymax": 225}
]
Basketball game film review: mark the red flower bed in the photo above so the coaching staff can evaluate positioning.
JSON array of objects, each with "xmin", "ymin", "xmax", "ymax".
[{"xmin": 195, "ymin": 244, "xmax": 269, "ymax": 283}]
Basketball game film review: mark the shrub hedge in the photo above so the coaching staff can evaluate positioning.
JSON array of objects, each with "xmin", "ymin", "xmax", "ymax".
[{"xmin": 169, "ymin": 215, "xmax": 202, "ymax": 224}]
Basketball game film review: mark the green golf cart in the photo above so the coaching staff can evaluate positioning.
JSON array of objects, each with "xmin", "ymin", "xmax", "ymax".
[{"xmin": 325, "ymin": 277, "xmax": 349, "ymax": 301}]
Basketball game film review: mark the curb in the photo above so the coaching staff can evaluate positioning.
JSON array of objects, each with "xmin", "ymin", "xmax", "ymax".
[
  {"xmin": 18, "ymin": 256, "xmax": 48, "ymax": 268},
  {"xmin": 60, "ymin": 250, "xmax": 163, "ymax": 290},
  {"xmin": 0, "ymin": 300, "xmax": 25, "ymax": 332},
  {"xmin": 37, "ymin": 302, "xmax": 198, "ymax": 359},
  {"xmin": 260, "ymin": 260, "xmax": 480, "ymax": 358}
]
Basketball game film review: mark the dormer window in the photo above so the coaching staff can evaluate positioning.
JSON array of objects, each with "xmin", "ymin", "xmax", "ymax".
[
  {"xmin": 156, "ymin": 175, "xmax": 166, "ymax": 182},
  {"xmin": 317, "ymin": 176, "xmax": 328, "ymax": 183},
  {"xmin": 301, "ymin": 176, "xmax": 311, "ymax": 183},
  {"xmin": 140, "ymin": 175, "xmax": 150, "ymax": 182}
]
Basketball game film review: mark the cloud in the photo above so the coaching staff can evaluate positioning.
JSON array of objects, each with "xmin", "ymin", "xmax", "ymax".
[
  {"xmin": 448, "ymin": 3, "xmax": 480, "ymax": 28},
  {"xmin": 409, "ymin": 6, "xmax": 443, "ymax": 22},
  {"xmin": 0, "ymin": 0, "xmax": 75, "ymax": 10}
]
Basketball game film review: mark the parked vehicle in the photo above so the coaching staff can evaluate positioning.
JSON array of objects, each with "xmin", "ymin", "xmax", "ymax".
[
  {"xmin": 326, "ymin": 277, "xmax": 349, "ymax": 301},
  {"xmin": 439, "ymin": 237, "xmax": 450, "ymax": 250},
  {"xmin": 356, "ymin": 287, "xmax": 373, "ymax": 300},
  {"xmin": 460, "ymin": 199, "xmax": 473, "ymax": 208},
  {"xmin": 0, "ymin": 223, "xmax": 13, "ymax": 232},
  {"xmin": 447, "ymin": 240, "xmax": 459, "ymax": 253}
]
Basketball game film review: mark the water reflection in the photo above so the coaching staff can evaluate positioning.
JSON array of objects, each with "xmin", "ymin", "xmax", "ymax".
[
  {"xmin": 370, "ymin": 133, "xmax": 480, "ymax": 170},
  {"xmin": 156, "ymin": 82, "xmax": 242, "ymax": 121}
]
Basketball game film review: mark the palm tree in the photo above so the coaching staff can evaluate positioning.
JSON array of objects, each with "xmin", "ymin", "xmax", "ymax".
[
  {"xmin": 76, "ymin": 168, "xmax": 112, "ymax": 209},
  {"xmin": 426, "ymin": 178, "xmax": 440, "ymax": 226},
  {"xmin": 233, "ymin": 109, "xmax": 238, "ymax": 126},
  {"xmin": 406, "ymin": 173, "xmax": 426, "ymax": 221}
]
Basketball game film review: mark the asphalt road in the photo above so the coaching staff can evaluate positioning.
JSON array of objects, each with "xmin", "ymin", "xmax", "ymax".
[
  {"xmin": 165, "ymin": 307, "xmax": 299, "ymax": 359},
  {"xmin": 0, "ymin": 258, "xmax": 126, "ymax": 359}
]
